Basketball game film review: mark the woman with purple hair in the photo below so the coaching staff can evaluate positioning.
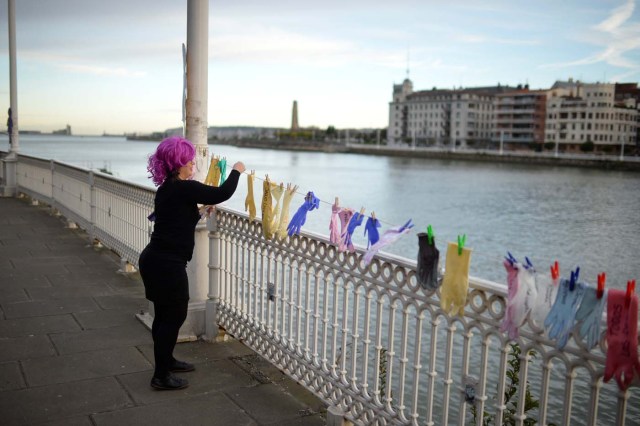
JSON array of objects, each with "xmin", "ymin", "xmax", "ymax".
[{"xmin": 139, "ymin": 136, "xmax": 245, "ymax": 390}]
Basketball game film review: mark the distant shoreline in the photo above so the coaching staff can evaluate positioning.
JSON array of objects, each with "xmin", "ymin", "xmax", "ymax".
[{"xmin": 213, "ymin": 138, "xmax": 640, "ymax": 172}]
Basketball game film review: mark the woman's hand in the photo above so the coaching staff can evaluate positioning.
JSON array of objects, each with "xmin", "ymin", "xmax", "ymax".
[{"xmin": 232, "ymin": 161, "xmax": 246, "ymax": 173}]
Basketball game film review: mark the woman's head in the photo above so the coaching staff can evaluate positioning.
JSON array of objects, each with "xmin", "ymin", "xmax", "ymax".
[{"xmin": 147, "ymin": 136, "xmax": 196, "ymax": 186}]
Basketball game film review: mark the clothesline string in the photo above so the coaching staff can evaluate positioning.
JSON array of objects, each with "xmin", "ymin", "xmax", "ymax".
[{"xmin": 226, "ymin": 169, "xmax": 596, "ymax": 280}]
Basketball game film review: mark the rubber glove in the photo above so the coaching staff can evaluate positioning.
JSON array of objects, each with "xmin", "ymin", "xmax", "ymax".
[
  {"xmin": 276, "ymin": 184, "xmax": 297, "ymax": 240},
  {"xmin": 603, "ymin": 289, "xmax": 640, "ymax": 391},
  {"xmin": 269, "ymin": 182, "xmax": 284, "ymax": 234},
  {"xmin": 204, "ymin": 157, "xmax": 219, "ymax": 186},
  {"xmin": 329, "ymin": 202, "xmax": 342, "ymax": 245},
  {"xmin": 500, "ymin": 260, "xmax": 521, "ymax": 340},
  {"xmin": 544, "ymin": 278, "xmax": 585, "ymax": 349},
  {"xmin": 362, "ymin": 219, "xmax": 413, "ymax": 265},
  {"xmin": 261, "ymin": 179, "xmax": 273, "ymax": 239},
  {"xmin": 344, "ymin": 212, "xmax": 364, "ymax": 253},
  {"xmin": 416, "ymin": 233, "xmax": 440, "ymax": 291},
  {"xmin": 336, "ymin": 208, "xmax": 354, "ymax": 252},
  {"xmin": 530, "ymin": 273, "xmax": 558, "ymax": 326},
  {"xmin": 516, "ymin": 263, "xmax": 538, "ymax": 327},
  {"xmin": 574, "ymin": 285, "xmax": 607, "ymax": 350},
  {"xmin": 287, "ymin": 192, "xmax": 320, "ymax": 236},
  {"xmin": 244, "ymin": 172, "xmax": 257, "ymax": 222},
  {"xmin": 218, "ymin": 158, "xmax": 227, "ymax": 185},
  {"xmin": 440, "ymin": 242, "xmax": 472, "ymax": 317},
  {"xmin": 364, "ymin": 216, "xmax": 381, "ymax": 249}
]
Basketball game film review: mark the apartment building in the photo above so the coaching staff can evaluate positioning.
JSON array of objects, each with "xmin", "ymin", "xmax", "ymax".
[
  {"xmin": 387, "ymin": 78, "xmax": 511, "ymax": 147},
  {"xmin": 545, "ymin": 80, "xmax": 638, "ymax": 153},
  {"xmin": 389, "ymin": 78, "xmax": 639, "ymax": 154},
  {"xmin": 493, "ymin": 88, "xmax": 547, "ymax": 147}
]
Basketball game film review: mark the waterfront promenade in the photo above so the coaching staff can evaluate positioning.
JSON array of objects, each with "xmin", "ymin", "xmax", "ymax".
[{"xmin": 0, "ymin": 197, "xmax": 326, "ymax": 426}]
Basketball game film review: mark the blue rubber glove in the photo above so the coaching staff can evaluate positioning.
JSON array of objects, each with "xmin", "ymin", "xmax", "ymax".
[
  {"xmin": 344, "ymin": 212, "xmax": 364, "ymax": 252},
  {"xmin": 364, "ymin": 216, "xmax": 381, "ymax": 248},
  {"xmin": 544, "ymin": 278, "xmax": 586, "ymax": 349},
  {"xmin": 574, "ymin": 285, "xmax": 607, "ymax": 350},
  {"xmin": 286, "ymin": 192, "xmax": 320, "ymax": 236}
]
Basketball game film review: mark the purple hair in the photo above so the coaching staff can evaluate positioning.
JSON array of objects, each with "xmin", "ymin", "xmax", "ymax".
[{"xmin": 147, "ymin": 136, "xmax": 196, "ymax": 186}]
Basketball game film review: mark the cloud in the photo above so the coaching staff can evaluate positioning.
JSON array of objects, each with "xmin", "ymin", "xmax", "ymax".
[
  {"xmin": 210, "ymin": 21, "xmax": 400, "ymax": 68},
  {"xmin": 59, "ymin": 64, "xmax": 147, "ymax": 77},
  {"xmin": 18, "ymin": 50, "xmax": 148, "ymax": 78},
  {"xmin": 540, "ymin": 0, "xmax": 639, "ymax": 70},
  {"xmin": 595, "ymin": 0, "xmax": 635, "ymax": 32},
  {"xmin": 456, "ymin": 34, "xmax": 540, "ymax": 46}
]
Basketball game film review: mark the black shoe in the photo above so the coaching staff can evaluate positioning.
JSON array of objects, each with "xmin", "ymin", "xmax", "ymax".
[
  {"xmin": 150, "ymin": 373, "xmax": 189, "ymax": 390},
  {"xmin": 170, "ymin": 359, "xmax": 195, "ymax": 372}
]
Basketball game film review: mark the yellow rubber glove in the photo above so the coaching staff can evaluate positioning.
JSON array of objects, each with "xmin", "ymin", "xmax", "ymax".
[
  {"xmin": 261, "ymin": 179, "xmax": 273, "ymax": 239},
  {"xmin": 276, "ymin": 184, "xmax": 298, "ymax": 240},
  {"xmin": 203, "ymin": 157, "xmax": 218, "ymax": 186},
  {"xmin": 269, "ymin": 182, "xmax": 285, "ymax": 236},
  {"xmin": 245, "ymin": 171, "xmax": 256, "ymax": 221},
  {"xmin": 440, "ymin": 242, "xmax": 472, "ymax": 316}
]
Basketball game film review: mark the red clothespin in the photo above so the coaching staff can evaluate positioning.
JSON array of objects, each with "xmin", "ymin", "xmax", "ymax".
[
  {"xmin": 550, "ymin": 261, "xmax": 560, "ymax": 282},
  {"xmin": 626, "ymin": 279, "xmax": 636, "ymax": 307},
  {"xmin": 596, "ymin": 273, "xmax": 606, "ymax": 299}
]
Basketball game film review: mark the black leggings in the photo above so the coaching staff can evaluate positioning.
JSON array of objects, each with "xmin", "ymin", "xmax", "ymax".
[{"xmin": 152, "ymin": 300, "xmax": 188, "ymax": 378}]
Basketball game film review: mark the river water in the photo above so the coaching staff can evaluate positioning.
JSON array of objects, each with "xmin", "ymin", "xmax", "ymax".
[{"xmin": 3, "ymin": 134, "xmax": 640, "ymax": 289}]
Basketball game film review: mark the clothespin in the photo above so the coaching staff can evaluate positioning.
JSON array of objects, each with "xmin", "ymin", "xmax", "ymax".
[
  {"xmin": 524, "ymin": 256, "xmax": 534, "ymax": 270},
  {"xmin": 626, "ymin": 279, "xmax": 636, "ymax": 307},
  {"xmin": 371, "ymin": 211, "xmax": 376, "ymax": 220},
  {"xmin": 359, "ymin": 207, "xmax": 366, "ymax": 216},
  {"xmin": 426, "ymin": 224, "xmax": 434, "ymax": 245},
  {"xmin": 265, "ymin": 174, "xmax": 270, "ymax": 183},
  {"xmin": 505, "ymin": 251, "xmax": 517, "ymax": 266},
  {"xmin": 569, "ymin": 267, "xmax": 580, "ymax": 291},
  {"xmin": 457, "ymin": 234, "xmax": 466, "ymax": 256},
  {"xmin": 334, "ymin": 197, "xmax": 339, "ymax": 207},
  {"xmin": 596, "ymin": 273, "xmax": 606, "ymax": 299},
  {"xmin": 550, "ymin": 261, "xmax": 560, "ymax": 282},
  {"xmin": 399, "ymin": 219, "xmax": 414, "ymax": 232}
]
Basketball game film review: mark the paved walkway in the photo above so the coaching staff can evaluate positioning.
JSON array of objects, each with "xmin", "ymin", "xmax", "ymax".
[{"xmin": 0, "ymin": 196, "xmax": 326, "ymax": 426}]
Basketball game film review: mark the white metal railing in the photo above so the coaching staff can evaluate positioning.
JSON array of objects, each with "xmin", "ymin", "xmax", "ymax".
[
  {"xmin": 209, "ymin": 208, "xmax": 640, "ymax": 426},
  {"xmin": 13, "ymin": 153, "xmax": 154, "ymax": 268},
  {"xmin": 6, "ymin": 153, "xmax": 640, "ymax": 425}
]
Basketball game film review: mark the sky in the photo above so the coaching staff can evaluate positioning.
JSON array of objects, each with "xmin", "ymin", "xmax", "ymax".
[{"xmin": 0, "ymin": 0, "xmax": 639, "ymax": 135}]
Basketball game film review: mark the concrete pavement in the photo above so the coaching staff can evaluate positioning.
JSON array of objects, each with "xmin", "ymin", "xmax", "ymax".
[{"xmin": 0, "ymin": 196, "xmax": 326, "ymax": 426}]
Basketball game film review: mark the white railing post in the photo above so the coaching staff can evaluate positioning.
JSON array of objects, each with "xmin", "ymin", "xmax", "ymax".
[
  {"xmin": 1, "ymin": 0, "xmax": 18, "ymax": 197},
  {"xmin": 50, "ymin": 160, "xmax": 57, "ymax": 214},
  {"xmin": 205, "ymin": 212, "xmax": 222, "ymax": 341},
  {"xmin": 326, "ymin": 406, "xmax": 353, "ymax": 426},
  {"xmin": 88, "ymin": 170, "xmax": 97, "ymax": 244}
]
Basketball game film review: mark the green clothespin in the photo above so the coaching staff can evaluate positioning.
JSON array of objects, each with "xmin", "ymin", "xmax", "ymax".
[
  {"xmin": 426, "ymin": 224, "xmax": 434, "ymax": 245},
  {"xmin": 457, "ymin": 234, "xmax": 466, "ymax": 255}
]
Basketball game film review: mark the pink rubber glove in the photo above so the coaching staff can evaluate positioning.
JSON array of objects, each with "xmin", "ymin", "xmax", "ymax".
[
  {"xmin": 329, "ymin": 202, "xmax": 342, "ymax": 245},
  {"xmin": 500, "ymin": 260, "xmax": 520, "ymax": 339},
  {"xmin": 603, "ymin": 289, "xmax": 640, "ymax": 391}
]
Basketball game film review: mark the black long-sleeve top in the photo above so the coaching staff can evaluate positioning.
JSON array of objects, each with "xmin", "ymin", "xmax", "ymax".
[{"xmin": 148, "ymin": 170, "xmax": 241, "ymax": 261}]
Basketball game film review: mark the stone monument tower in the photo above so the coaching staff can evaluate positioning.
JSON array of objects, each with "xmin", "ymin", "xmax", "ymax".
[{"xmin": 291, "ymin": 100, "xmax": 299, "ymax": 131}]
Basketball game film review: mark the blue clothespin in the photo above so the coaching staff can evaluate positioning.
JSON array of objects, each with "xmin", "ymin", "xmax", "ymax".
[
  {"xmin": 524, "ymin": 256, "xmax": 534, "ymax": 270},
  {"xmin": 399, "ymin": 219, "xmax": 414, "ymax": 232},
  {"xmin": 569, "ymin": 267, "xmax": 580, "ymax": 291},
  {"xmin": 505, "ymin": 251, "xmax": 518, "ymax": 266}
]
